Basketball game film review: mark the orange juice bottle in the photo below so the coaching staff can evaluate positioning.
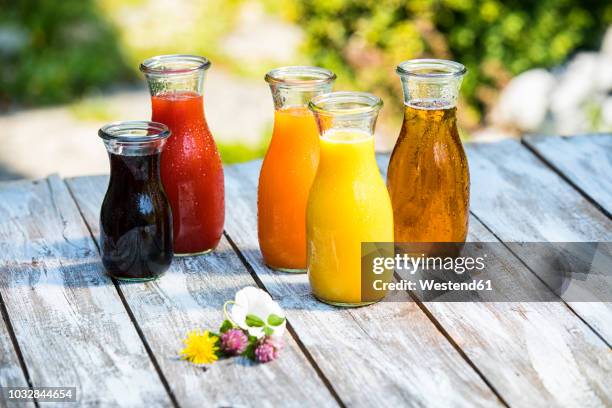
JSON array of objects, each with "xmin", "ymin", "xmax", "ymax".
[
  {"xmin": 307, "ymin": 92, "xmax": 393, "ymax": 306},
  {"xmin": 258, "ymin": 66, "xmax": 336, "ymax": 272}
]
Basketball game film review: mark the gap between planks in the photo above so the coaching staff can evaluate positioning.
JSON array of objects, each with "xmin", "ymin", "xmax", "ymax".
[
  {"xmin": 65, "ymin": 175, "xmax": 340, "ymax": 408},
  {"xmin": 377, "ymin": 150, "xmax": 612, "ymax": 407},
  {"xmin": 0, "ymin": 291, "xmax": 37, "ymax": 408},
  {"xmin": 223, "ymin": 231, "xmax": 346, "ymax": 408},
  {"xmin": 380, "ymin": 145, "xmax": 612, "ymax": 350},
  {"xmin": 465, "ymin": 139, "xmax": 612, "ymax": 345},
  {"xmin": 224, "ymin": 161, "xmax": 505, "ymax": 407},
  {"xmin": 0, "ymin": 176, "xmax": 173, "ymax": 406},
  {"xmin": 471, "ymin": 210, "xmax": 612, "ymax": 350},
  {"xmin": 521, "ymin": 136, "xmax": 612, "ymax": 220},
  {"xmin": 64, "ymin": 180, "xmax": 181, "ymax": 408}
]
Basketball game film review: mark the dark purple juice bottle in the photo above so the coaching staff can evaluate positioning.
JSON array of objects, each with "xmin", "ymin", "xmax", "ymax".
[{"xmin": 98, "ymin": 121, "xmax": 173, "ymax": 281}]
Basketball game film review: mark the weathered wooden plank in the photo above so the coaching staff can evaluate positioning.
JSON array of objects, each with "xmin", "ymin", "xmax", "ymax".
[
  {"xmin": 376, "ymin": 152, "xmax": 612, "ymax": 407},
  {"xmin": 0, "ymin": 310, "xmax": 33, "ymax": 408},
  {"xmin": 0, "ymin": 176, "xmax": 171, "ymax": 406},
  {"xmin": 66, "ymin": 176, "xmax": 338, "ymax": 408},
  {"xmin": 224, "ymin": 161, "xmax": 502, "ymax": 407},
  {"xmin": 465, "ymin": 140, "xmax": 612, "ymax": 343},
  {"xmin": 425, "ymin": 220, "xmax": 611, "ymax": 406},
  {"xmin": 523, "ymin": 134, "xmax": 612, "ymax": 217}
]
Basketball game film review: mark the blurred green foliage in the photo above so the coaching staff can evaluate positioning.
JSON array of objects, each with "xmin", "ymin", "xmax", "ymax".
[
  {"xmin": 293, "ymin": 0, "xmax": 612, "ymax": 127},
  {"xmin": 97, "ymin": 0, "xmax": 243, "ymax": 74},
  {"xmin": 0, "ymin": 0, "xmax": 244, "ymax": 108},
  {"xmin": 0, "ymin": 0, "xmax": 132, "ymax": 106},
  {"xmin": 218, "ymin": 136, "xmax": 271, "ymax": 164}
]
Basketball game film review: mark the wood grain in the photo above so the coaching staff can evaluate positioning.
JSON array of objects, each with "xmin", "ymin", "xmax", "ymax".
[
  {"xmin": 66, "ymin": 176, "xmax": 338, "ymax": 408},
  {"xmin": 0, "ymin": 176, "xmax": 171, "ymax": 406},
  {"xmin": 377, "ymin": 152, "xmax": 612, "ymax": 407},
  {"xmin": 0, "ymin": 312, "xmax": 33, "ymax": 408},
  {"xmin": 224, "ymin": 161, "xmax": 502, "ymax": 407},
  {"xmin": 523, "ymin": 134, "xmax": 612, "ymax": 216},
  {"xmin": 465, "ymin": 140, "xmax": 612, "ymax": 344},
  {"xmin": 425, "ymin": 220, "xmax": 611, "ymax": 406}
]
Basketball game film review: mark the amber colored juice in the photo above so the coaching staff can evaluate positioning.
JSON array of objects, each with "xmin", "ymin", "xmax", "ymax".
[
  {"xmin": 387, "ymin": 104, "xmax": 469, "ymax": 244},
  {"xmin": 258, "ymin": 107, "xmax": 320, "ymax": 270},
  {"xmin": 152, "ymin": 92, "xmax": 225, "ymax": 255},
  {"xmin": 307, "ymin": 130, "xmax": 393, "ymax": 305}
]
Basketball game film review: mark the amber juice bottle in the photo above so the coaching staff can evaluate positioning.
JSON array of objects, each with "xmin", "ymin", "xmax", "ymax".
[{"xmin": 387, "ymin": 59, "xmax": 469, "ymax": 246}]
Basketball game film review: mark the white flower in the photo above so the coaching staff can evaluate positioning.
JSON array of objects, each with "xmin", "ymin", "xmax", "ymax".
[{"xmin": 229, "ymin": 286, "xmax": 286, "ymax": 339}]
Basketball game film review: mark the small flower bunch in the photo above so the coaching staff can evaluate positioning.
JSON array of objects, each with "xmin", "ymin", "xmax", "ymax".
[{"xmin": 180, "ymin": 287, "xmax": 286, "ymax": 365}]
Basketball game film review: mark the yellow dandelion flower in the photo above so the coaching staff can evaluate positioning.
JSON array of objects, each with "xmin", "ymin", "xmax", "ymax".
[{"xmin": 180, "ymin": 330, "xmax": 219, "ymax": 365}]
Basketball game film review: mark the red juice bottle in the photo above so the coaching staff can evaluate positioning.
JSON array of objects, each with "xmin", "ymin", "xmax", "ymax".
[{"xmin": 140, "ymin": 55, "xmax": 224, "ymax": 255}]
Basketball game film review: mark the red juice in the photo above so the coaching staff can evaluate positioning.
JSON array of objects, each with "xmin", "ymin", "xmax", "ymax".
[{"xmin": 152, "ymin": 91, "xmax": 225, "ymax": 254}]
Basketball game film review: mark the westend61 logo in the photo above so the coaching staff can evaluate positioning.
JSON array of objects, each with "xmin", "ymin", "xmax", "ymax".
[{"xmin": 360, "ymin": 242, "xmax": 612, "ymax": 303}]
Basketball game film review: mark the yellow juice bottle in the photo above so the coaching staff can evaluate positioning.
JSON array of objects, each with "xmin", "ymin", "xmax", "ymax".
[{"xmin": 307, "ymin": 92, "xmax": 393, "ymax": 306}]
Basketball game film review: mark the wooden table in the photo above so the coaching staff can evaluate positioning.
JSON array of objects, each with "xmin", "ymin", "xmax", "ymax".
[{"xmin": 0, "ymin": 135, "xmax": 610, "ymax": 407}]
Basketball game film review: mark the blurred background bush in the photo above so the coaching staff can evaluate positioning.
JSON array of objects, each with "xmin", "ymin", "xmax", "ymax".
[
  {"xmin": 292, "ymin": 0, "xmax": 612, "ymax": 131},
  {"xmin": 0, "ymin": 0, "xmax": 132, "ymax": 106},
  {"xmin": 0, "ymin": 0, "xmax": 611, "ymax": 179}
]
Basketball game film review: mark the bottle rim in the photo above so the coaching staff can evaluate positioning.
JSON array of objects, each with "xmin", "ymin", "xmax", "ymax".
[
  {"xmin": 308, "ymin": 91, "xmax": 383, "ymax": 116},
  {"xmin": 396, "ymin": 59, "xmax": 466, "ymax": 79},
  {"xmin": 265, "ymin": 66, "xmax": 336, "ymax": 88},
  {"xmin": 99, "ymin": 121, "xmax": 171, "ymax": 144},
  {"xmin": 140, "ymin": 54, "xmax": 211, "ymax": 76}
]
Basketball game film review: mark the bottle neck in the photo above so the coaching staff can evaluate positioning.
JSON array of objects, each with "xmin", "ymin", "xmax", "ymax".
[
  {"xmin": 318, "ymin": 132, "xmax": 378, "ymax": 176},
  {"xmin": 109, "ymin": 153, "xmax": 162, "ymax": 185},
  {"xmin": 400, "ymin": 77, "xmax": 461, "ymax": 110},
  {"xmin": 401, "ymin": 105, "xmax": 458, "ymax": 144},
  {"xmin": 145, "ymin": 71, "xmax": 205, "ymax": 98},
  {"xmin": 269, "ymin": 84, "xmax": 333, "ymax": 110}
]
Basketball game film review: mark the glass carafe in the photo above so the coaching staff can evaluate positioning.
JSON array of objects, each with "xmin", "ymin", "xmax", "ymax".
[
  {"xmin": 258, "ymin": 66, "xmax": 336, "ymax": 272},
  {"xmin": 387, "ymin": 59, "xmax": 469, "ymax": 248},
  {"xmin": 99, "ymin": 121, "xmax": 173, "ymax": 281},
  {"xmin": 140, "ymin": 54, "xmax": 224, "ymax": 256},
  {"xmin": 307, "ymin": 92, "xmax": 394, "ymax": 306}
]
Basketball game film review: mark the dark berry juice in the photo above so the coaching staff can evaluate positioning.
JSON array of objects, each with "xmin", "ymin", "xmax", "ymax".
[{"xmin": 99, "ymin": 121, "xmax": 173, "ymax": 281}]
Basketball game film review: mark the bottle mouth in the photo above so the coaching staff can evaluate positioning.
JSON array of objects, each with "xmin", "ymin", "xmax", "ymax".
[
  {"xmin": 396, "ymin": 59, "xmax": 466, "ymax": 79},
  {"xmin": 99, "ymin": 121, "xmax": 171, "ymax": 144},
  {"xmin": 308, "ymin": 91, "xmax": 383, "ymax": 117},
  {"xmin": 265, "ymin": 66, "xmax": 336, "ymax": 88},
  {"xmin": 140, "ymin": 54, "xmax": 211, "ymax": 76}
]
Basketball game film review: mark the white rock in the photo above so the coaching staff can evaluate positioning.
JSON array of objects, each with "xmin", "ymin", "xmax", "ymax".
[
  {"xmin": 550, "ymin": 52, "xmax": 599, "ymax": 114},
  {"xmin": 490, "ymin": 69, "xmax": 555, "ymax": 132}
]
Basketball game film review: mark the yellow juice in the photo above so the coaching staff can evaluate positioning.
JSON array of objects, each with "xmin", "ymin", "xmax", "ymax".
[{"xmin": 306, "ymin": 129, "xmax": 394, "ymax": 306}]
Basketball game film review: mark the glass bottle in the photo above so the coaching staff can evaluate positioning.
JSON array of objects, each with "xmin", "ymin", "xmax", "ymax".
[
  {"xmin": 387, "ymin": 59, "xmax": 469, "ymax": 249},
  {"xmin": 99, "ymin": 121, "xmax": 173, "ymax": 281},
  {"xmin": 258, "ymin": 66, "xmax": 336, "ymax": 272},
  {"xmin": 140, "ymin": 54, "xmax": 224, "ymax": 256},
  {"xmin": 307, "ymin": 92, "xmax": 394, "ymax": 306}
]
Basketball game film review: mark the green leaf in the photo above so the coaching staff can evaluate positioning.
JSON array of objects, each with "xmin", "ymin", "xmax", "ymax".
[
  {"xmin": 245, "ymin": 314, "xmax": 265, "ymax": 327},
  {"xmin": 243, "ymin": 340, "xmax": 258, "ymax": 361},
  {"xmin": 219, "ymin": 319, "xmax": 233, "ymax": 333},
  {"xmin": 263, "ymin": 326, "xmax": 274, "ymax": 336},
  {"xmin": 267, "ymin": 314, "xmax": 285, "ymax": 326}
]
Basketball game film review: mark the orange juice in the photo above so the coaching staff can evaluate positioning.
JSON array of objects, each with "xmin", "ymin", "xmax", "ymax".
[
  {"xmin": 306, "ymin": 129, "xmax": 393, "ymax": 305},
  {"xmin": 258, "ymin": 66, "xmax": 336, "ymax": 272},
  {"xmin": 258, "ymin": 107, "xmax": 320, "ymax": 270}
]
